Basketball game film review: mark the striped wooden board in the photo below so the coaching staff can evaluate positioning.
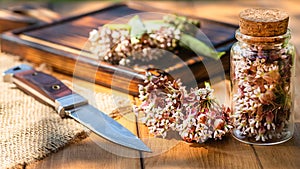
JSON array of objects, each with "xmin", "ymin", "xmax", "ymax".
[{"xmin": 0, "ymin": 3, "xmax": 237, "ymax": 95}]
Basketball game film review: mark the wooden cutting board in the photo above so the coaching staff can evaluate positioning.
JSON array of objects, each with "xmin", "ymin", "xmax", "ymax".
[{"xmin": 0, "ymin": 3, "xmax": 237, "ymax": 95}]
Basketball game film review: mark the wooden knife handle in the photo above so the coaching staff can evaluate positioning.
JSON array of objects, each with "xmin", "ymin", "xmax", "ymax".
[
  {"xmin": 14, "ymin": 69, "xmax": 73, "ymax": 104},
  {"xmin": 3, "ymin": 64, "xmax": 88, "ymax": 117}
]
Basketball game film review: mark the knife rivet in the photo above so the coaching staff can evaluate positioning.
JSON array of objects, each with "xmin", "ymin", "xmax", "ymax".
[
  {"xmin": 32, "ymin": 72, "xmax": 38, "ymax": 76},
  {"xmin": 52, "ymin": 84, "xmax": 60, "ymax": 90}
]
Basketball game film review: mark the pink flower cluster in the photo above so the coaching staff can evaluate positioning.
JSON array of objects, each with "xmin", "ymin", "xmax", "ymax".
[
  {"xmin": 232, "ymin": 47, "xmax": 293, "ymax": 142},
  {"xmin": 134, "ymin": 71, "xmax": 232, "ymax": 143}
]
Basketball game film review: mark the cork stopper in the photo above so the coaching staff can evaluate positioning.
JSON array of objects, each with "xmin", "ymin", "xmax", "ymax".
[{"xmin": 239, "ymin": 8, "xmax": 289, "ymax": 37}]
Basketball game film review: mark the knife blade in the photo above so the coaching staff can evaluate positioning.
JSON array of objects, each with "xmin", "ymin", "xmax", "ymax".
[{"xmin": 3, "ymin": 64, "xmax": 151, "ymax": 152}]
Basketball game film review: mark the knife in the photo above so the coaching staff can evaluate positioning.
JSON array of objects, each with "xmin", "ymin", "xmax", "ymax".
[{"xmin": 3, "ymin": 64, "xmax": 151, "ymax": 152}]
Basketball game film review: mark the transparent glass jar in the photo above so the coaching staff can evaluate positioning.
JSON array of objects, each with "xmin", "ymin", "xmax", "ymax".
[{"xmin": 230, "ymin": 29, "xmax": 296, "ymax": 145}]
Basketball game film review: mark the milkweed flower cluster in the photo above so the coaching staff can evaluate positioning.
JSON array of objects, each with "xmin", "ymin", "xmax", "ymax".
[
  {"xmin": 89, "ymin": 26, "xmax": 181, "ymax": 66},
  {"xmin": 231, "ymin": 45, "xmax": 294, "ymax": 142},
  {"xmin": 179, "ymin": 89, "xmax": 232, "ymax": 143},
  {"xmin": 88, "ymin": 15, "xmax": 200, "ymax": 66},
  {"xmin": 134, "ymin": 71, "xmax": 233, "ymax": 143}
]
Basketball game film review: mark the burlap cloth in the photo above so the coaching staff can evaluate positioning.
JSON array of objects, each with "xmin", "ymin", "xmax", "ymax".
[{"xmin": 0, "ymin": 53, "xmax": 131, "ymax": 169}]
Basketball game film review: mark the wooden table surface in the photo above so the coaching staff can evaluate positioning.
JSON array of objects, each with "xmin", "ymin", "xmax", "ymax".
[{"xmin": 4, "ymin": 1, "xmax": 299, "ymax": 169}]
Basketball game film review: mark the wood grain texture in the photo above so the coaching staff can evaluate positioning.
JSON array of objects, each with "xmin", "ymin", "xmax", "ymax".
[
  {"xmin": 14, "ymin": 70, "xmax": 73, "ymax": 101},
  {"xmin": 26, "ymin": 136, "xmax": 141, "ymax": 169},
  {"xmin": 0, "ymin": 3, "xmax": 237, "ymax": 95},
  {"xmin": 141, "ymin": 136, "xmax": 261, "ymax": 169},
  {"xmin": 0, "ymin": 9, "xmax": 35, "ymax": 33},
  {"xmin": 128, "ymin": 0, "xmax": 300, "ymax": 122},
  {"xmin": 24, "ymin": 71, "xmax": 142, "ymax": 169},
  {"xmin": 0, "ymin": 32, "xmax": 144, "ymax": 95},
  {"xmin": 136, "ymin": 81, "xmax": 260, "ymax": 169},
  {"xmin": 8, "ymin": 5, "xmax": 61, "ymax": 23},
  {"xmin": 27, "ymin": 112, "xmax": 141, "ymax": 169},
  {"xmin": 0, "ymin": 5, "xmax": 61, "ymax": 33},
  {"xmin": 0, "ymin": 18, "xmax": 31, "ymax": 33},
  {"xmin": 253, "ymin": 123, "xmax": 300, "ymax": 169},
  {"xmin": 2, "ymin": 1, "xmax": 299, "ymax": 169}
]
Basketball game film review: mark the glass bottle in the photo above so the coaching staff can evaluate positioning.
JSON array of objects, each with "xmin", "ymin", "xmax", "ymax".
[{"xmin": 230, "ymin": 8, "xmax": 296, "ymax": 145}]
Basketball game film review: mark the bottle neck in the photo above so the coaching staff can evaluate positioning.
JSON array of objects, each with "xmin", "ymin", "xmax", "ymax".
[{"xmin": 235, "ymin": 29, "xmax": 291, "ymax": 50}]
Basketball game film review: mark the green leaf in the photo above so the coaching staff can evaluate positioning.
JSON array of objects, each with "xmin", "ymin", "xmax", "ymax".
[
  {"xmin": 128, "ymin": 15, "xmax": 147, "ymax": 42},
  {"xmin": 179, "ymin": 33, "xmax": 225, "ymax": 60},
  {"xmin": 144, "ymin": 20, "xmax": 171, "ymax": 32},
  {"xmin": 204, "ymin": 81, "xmax": 211, "ymax": 89},
  {"xmin": 103, "ymin": 24, "xmax": 131, "ymax": 30}
]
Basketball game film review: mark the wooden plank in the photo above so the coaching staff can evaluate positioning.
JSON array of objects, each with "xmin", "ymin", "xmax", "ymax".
[
  {"xmin": 3, "ymin": 1, "xmax": 299, "ymax": 169},
  {"xmin": 22, "ymin": 5, "xmax": 140, "ymax": 50},
  {"xmin": 138, "ymin": 123, "xmax": 261, "ymax": 169},
  {"xmin": 20, "ymin": 1, "xmax": 300, "ymax": 169},
  {"xmin": 0, "ymin": 10, "xmax": 36, "ymax": 33},
  {"xmin": 27, "ymin": 134, "xmax": 141, "ymax": 169},
  {"xmin": 0, "ymin": 3, "xmax": 237, "ymax": 96},
  {"xmin": 0, "ymin": 32, "xmax": 144, "ymax": 95},
  {"xmin": 0, "ymin": 5, "xmax": 61, "ymax": 33},
  {"xmin": 27, "ymin": 114, "xmax": 142, "ymax": 169},
  {"xmin": 26, "ymin": 112, "xmax": 142, "ymax": 168},
  {"xmin": 26, "ymin": 72, "xmax": 142, "ymax": 169},
  {"xmin": 136, "ymin": 81, "xmax": 261, "ymax": 169},
  {"xmin": 253, "ymin": 123, "xmax": 300, "ymax": 169}
]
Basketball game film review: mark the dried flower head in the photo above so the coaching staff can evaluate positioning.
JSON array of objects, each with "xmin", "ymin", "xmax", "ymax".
[
  {"xmin": 134, "ymin": 71, "xmax": 233, "ymax": 142},
  {"xmin": 89, "ymin": 25, "xmax": 181, "ymax": 66},
  {"xmin": 134, "ymin": 71, "xmax": 184, "ymax": 138},
  {"xmin": 232, "ymin": 45, "xmax": 293, "ymax": 142}
]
